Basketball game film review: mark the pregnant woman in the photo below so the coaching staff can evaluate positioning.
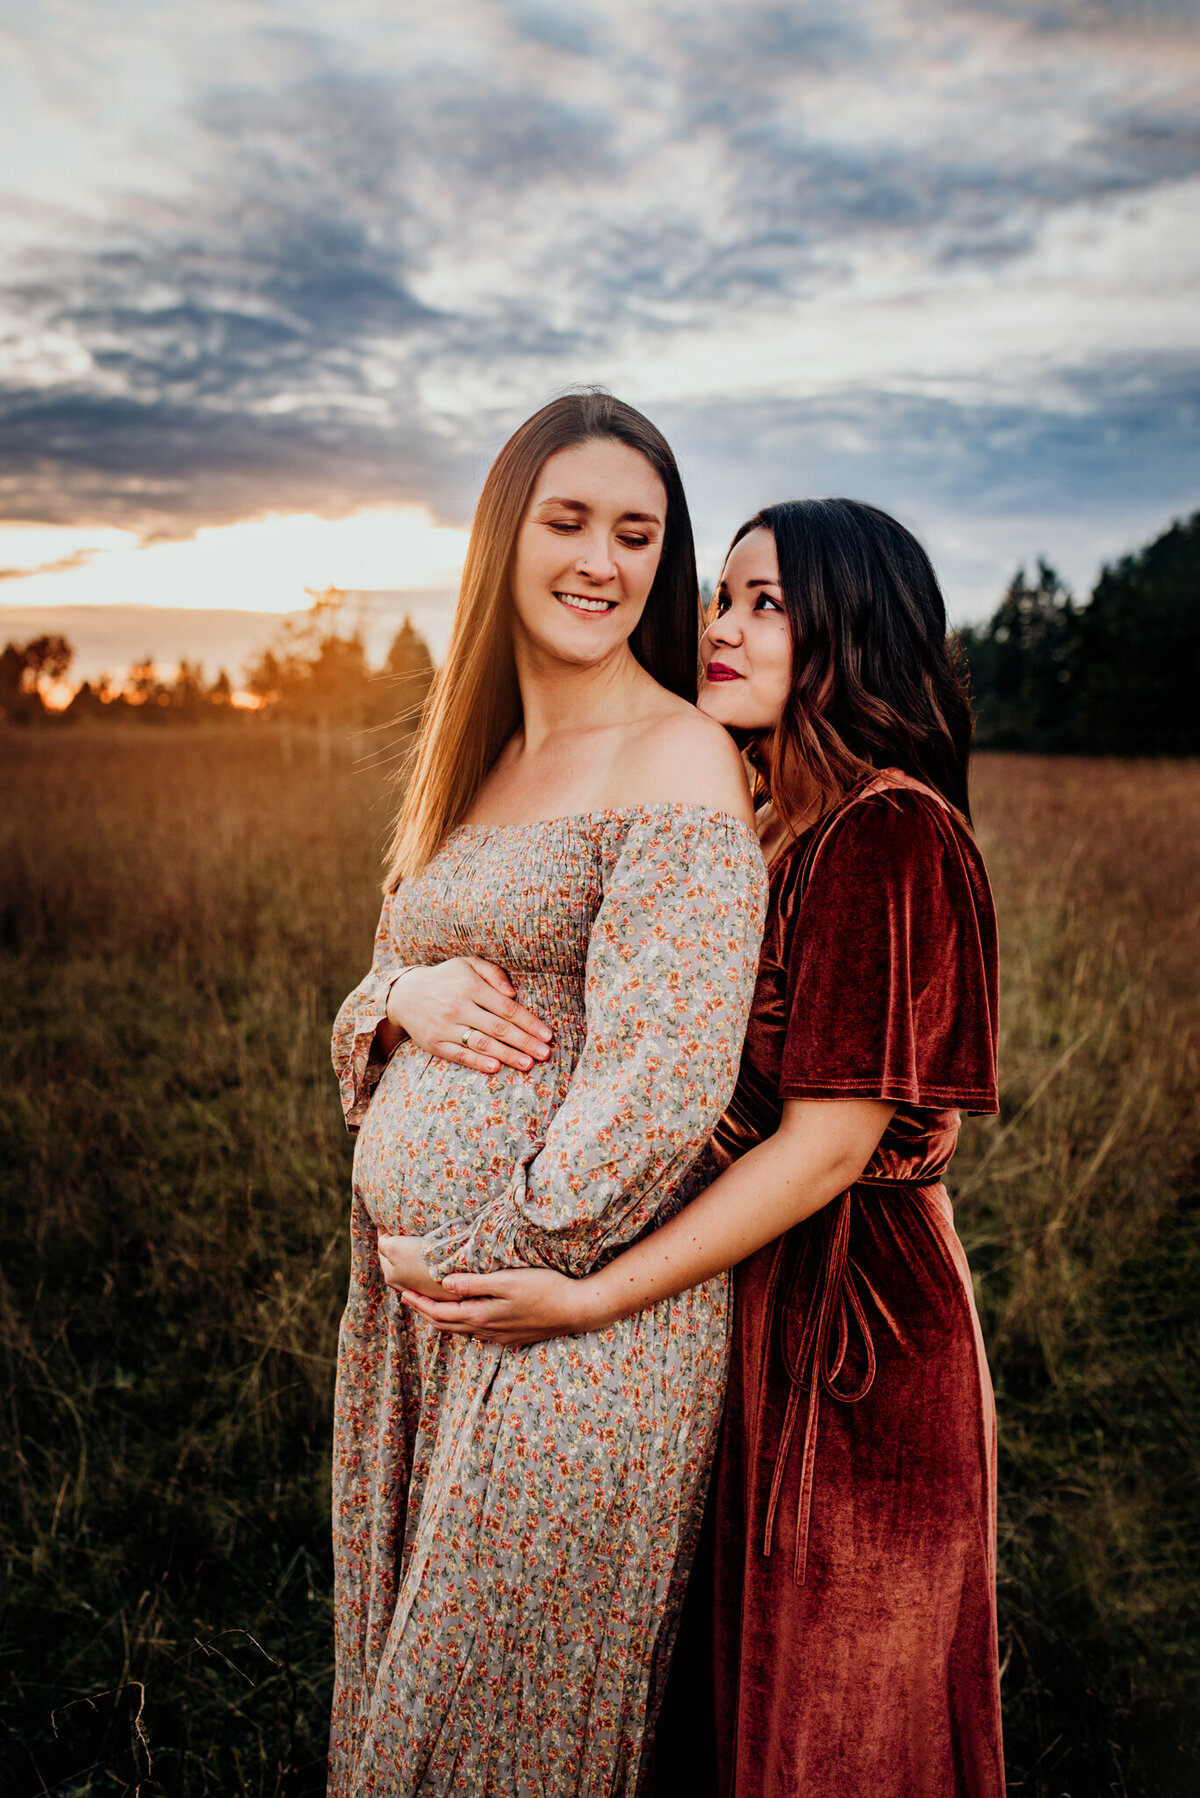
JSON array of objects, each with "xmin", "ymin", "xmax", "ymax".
[
  {"xmin": 400, "ymin": 500, "xmax": 1005, "ymax": 1797},
  {"xmin": 328, "ymin": 392, "xmax": 767, "ymax": 1797}
]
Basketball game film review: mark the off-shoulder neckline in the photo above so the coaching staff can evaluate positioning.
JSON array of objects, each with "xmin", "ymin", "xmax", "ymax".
[{"xmin": 448, "ymin": 801, "xmax": 760, "ymax": 841}]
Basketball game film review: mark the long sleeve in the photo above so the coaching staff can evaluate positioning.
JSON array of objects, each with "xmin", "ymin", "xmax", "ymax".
[
  {"xmin": 331, "ymin": 889, "xmax": 411, "ymax": 1133},
  {"xmin": 421, "ymin": 810, "xmax": 767, "ymax": 1279}
]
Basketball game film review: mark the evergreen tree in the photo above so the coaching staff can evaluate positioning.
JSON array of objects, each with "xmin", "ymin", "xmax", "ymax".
[
  {"xmin": 171, "ymin": 660, "xmax": 208, "ymax": 716},
  {"xmin": 383, "ymin": 616, "xmax": 435, "ymax": 731},
  {"xmin": 958, "ymin": 562, "xmax": 1079, "ymax": 751},
  {"xmin": 1076, "ymin": 512, "xmax": 1200, "ymax": 756},
  {"xmin": 960, "ymin": 513, "xmax": 1199, "ymax": 755},
  {"xmin": 62, "ymin": 679, "xmax": 110, "ymax": 723}
]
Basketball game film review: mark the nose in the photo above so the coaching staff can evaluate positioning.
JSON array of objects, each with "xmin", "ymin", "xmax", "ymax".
[
  {"xmin": 706, "ymin": 605, "xmax": 742, "ymax": 648},
  {"xmin": 576, "ymin": 533, "xmax": 617, "ymax": 584}
]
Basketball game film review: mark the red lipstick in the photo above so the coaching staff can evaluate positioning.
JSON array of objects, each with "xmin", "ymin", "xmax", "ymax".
[{"xmin": 705, "ymin": 662, "xmax": 743, "ymax": 682}]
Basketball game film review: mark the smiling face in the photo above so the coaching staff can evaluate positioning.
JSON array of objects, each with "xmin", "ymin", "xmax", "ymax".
[
  {"xmin": 509, "ymin": 438, "xmax": 668, "ymax": 669},
  {"xmin": 698, "ymin": 526, "xmax": 793, "ymax": 733}
]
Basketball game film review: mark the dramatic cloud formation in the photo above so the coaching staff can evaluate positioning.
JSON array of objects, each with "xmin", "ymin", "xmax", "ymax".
[{"xmin": 1, "ymin": 0, "xmax": 1197, "ymax": 617}]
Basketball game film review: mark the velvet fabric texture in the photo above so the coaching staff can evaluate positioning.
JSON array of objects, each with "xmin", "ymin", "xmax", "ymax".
[{"xmin": 656, "ymin": 770, "xmax": 1004, "ymax": 1798}]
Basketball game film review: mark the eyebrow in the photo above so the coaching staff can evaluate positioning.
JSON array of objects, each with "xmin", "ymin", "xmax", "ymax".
[
  {"xmin": 716, "ymin": 576, "xmax": 782, "ymax": 591},
  {"xmin": 536, "ymin": 496, "xmax": 663, "ymax": 527}
]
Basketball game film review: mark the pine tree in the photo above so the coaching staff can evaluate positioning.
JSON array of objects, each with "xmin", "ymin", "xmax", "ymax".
[
  {"xmin": 1076, "ymin": 513, "xmax": 1200, "ymax": 756},
  {"xmin": 958, "ymin": 562, "xmax": 1079, "ymax": 751}
]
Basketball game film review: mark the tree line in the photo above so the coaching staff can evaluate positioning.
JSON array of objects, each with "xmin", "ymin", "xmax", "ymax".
[
  {"xmin": 4, "ymin": 512, "xmax": 1197, "ymax": 755},
  {"xmin": 0, "ymin": 601, "xmax": 435, "ymax": 736},
  {"xmin": 955, "ymin": 510, "xmax": 1199, "ymax": 756}
]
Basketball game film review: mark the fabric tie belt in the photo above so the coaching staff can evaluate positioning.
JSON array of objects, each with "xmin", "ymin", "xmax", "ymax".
[{"xmin": 758, "ymin": 1172, "xmax": 948, "ymax": 1584}]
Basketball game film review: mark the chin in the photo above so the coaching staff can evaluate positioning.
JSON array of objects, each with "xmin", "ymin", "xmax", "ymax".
[
  {"xmin": 541, "ymin": 622, "xmax": 629, "ymax": 667},
  {"xmin": 698, "ymin": 686, "xmax": 761, "ymax": 731},
  {"xmin": 513, "ymin": 598, "xmax": 618, "ymax": 658}
]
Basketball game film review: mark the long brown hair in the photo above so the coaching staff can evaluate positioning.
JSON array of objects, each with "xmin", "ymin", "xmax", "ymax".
[
  {"xmin": 729, "ymin": 499, "xmax": 974, "ymax": 829},
  {"xmin": 385, "ymin": 391, "xmax": 699, "ymax": 887}
]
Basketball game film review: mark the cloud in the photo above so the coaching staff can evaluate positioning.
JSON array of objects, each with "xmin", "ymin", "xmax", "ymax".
[
  {"xmin": 656, "ymin": 350, "xmax": 1200, "ymax": 612},
  {"xmin": 964, "ymin": 0, "xmax": 1199, "ymax": 32},
  {"xmin": 0, "ymin": 547, "xmax": 96, "ymax": 581},
  {"xmin": 0, "ymin": 384, "xmax": 462, "ymax": 532},
  {"xmin": 0, "ymin": 0, "xmax": 1195, "ymax": 591},
  {"xmin": 665, "ymin": 353, "xmax": 1200, "ymax": 516}
]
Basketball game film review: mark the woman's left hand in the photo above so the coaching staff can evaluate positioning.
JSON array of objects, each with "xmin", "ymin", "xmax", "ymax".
[
  {"xmin": 398, "ymin": 1267, "xmax": 606, "ymax": 1347},
  {"xmin": 377, "ymin": 1234, "xmax": 450, "ymax": 1300}
]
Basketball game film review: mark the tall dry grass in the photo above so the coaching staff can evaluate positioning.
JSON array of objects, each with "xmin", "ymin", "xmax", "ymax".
[
  {"xmin": 1, "ymin": 726, "xmax": 381, "ymax": 1797},
  {"xmin": 1, "ymin": 730, "xmax": 1197, "ymax": 1796},
  {"xmin": 960, "ymin": 756, "xmax": 1200, "ymax": 1795}
]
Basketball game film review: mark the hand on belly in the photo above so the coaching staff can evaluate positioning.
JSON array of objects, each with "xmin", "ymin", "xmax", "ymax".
[{"xmin": 377, "ymin": 1233, "xmax": 450, "ymax": 1300}]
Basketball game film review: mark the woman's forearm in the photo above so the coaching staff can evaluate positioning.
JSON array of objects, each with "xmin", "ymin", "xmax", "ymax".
[
  {"xmin": 399, "ymin": 1099, "xmax": 896, "ymax": 1349},
  {"xmin": 584, "ymin": 1098, "xmax": 894, "ymax": 1325}
]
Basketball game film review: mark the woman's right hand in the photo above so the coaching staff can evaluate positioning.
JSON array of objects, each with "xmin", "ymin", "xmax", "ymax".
[
  {"xmin": 386, "ymin": 958, "xmax": 554, "ymax": 1075},
  {"xmin": 399, "ymin": 1267, "xmax": 608, "ymax": 1346}
]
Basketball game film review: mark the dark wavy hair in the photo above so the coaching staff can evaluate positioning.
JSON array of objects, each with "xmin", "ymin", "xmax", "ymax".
[{"xmin": 727, "ymin": 499, "xmax": 974, "ymax": 826}]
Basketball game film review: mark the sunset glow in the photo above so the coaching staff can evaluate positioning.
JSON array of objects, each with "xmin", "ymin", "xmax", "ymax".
[
  {"xmin": 37, "ymin": 678, "xmax": 75, "ymax": 712},
  {"xmin": 0, "ymin": 507, "xmax": 470, "ymax": 616}
]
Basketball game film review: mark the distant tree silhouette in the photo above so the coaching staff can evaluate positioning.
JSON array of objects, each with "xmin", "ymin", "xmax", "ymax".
[
  {"xmin": 246, "ymin": 589, "xmax": 365, "ymax": 728},
  {"xmin": 958, "ymin": 511, "xmax": 1199, "ymax": 756},
  {"xmin": 2, "ymin": 600, "xmax": 438, "ymax": 735},
  {"xmin": 245, "ymin": 629, "xmax": 371, "ymax": 726},
  {"xmin": 959, "ymin": 562, "xmax": 1078, "ymax": 751},
  {"xmin": 62, "ymin": 680, "xmax": 110, "ymax": 723},
  {"xmin": 244, "ymin": 603, "xmax": 436, "ymax": 737},
  {"xmin": 383, "ymin": 616, "xmax": 435, "ymax": 732},
  {"xmin": 121, "ymin": 658, "xmax": 177, "ymax": 718},
  {"xmin": 0, "ymin": 644, "xmax": 34, "ymax": 723},
  {"xmin": 245, "ymin": 647, "xmax": 286, "ymax": 708},
  {"xmin": 0, "ymin": 634, "xmax": 73, "ymax": 723},
  {"xmin": 1075, "ymin": 513, "xmax": 1200, "ymax": 756},
  {"xmin": 57, "ymin": 657, "xmax": 243, "ymax": 724},
  {"xmin": 169, "ymin": 660, "xmax": 209, "ymax": 717}
]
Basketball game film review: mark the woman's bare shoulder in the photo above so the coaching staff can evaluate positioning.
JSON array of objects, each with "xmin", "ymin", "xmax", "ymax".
[{"xmin": 614, "ymin": 702, "xmax": 755, "ymax": 827}]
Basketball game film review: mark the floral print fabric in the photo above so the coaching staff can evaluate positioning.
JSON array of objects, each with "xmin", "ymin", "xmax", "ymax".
[{"xmin": 327, "ymin": 805, "xmax": 766, "ymax": 1798}]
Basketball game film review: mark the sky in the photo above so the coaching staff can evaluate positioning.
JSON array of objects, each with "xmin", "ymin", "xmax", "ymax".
[{"xmin": 1, "ymin": 0, "xmax": 1198, "ymax": 677}]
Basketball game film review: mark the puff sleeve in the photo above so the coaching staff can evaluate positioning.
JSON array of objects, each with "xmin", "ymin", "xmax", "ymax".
[
  {"xmin": 780, "ymin": 791, "xmax": 999, "ymax": 1114},
  {"xmin": 421, "ymin": 809, "xmax": 767, "ymax": 1278}
]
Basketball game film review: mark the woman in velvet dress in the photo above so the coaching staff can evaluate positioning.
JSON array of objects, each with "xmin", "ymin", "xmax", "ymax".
[{"xmin": 395, "ymin": 499, "xmax": 1005, "ymax": 1798}]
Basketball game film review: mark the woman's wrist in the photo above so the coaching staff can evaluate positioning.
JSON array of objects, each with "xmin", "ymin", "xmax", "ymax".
[
  {"xmin": 575, "ymin": 1267, "xmax": 620, "ymax": 1332},
  {"xmin": 384, "ymin": 966, "xmax": 417, "ymax": 1027}
]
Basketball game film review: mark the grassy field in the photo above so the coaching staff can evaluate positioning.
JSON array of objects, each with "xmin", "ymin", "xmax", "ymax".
[{"xmin": 1, "ymin": 727, "xmax": 1197, "ymax": 1797}]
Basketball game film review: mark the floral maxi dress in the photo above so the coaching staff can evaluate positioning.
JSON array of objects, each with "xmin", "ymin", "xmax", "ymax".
[{"xmin": 328, "ymin": 805, "xmax": 766, "ymax": 1798}]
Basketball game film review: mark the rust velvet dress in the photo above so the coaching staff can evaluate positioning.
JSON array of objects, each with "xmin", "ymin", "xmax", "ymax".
[{"xmin": 660, "ymin": 770, "xmax": 1004, "ymax": 1798}]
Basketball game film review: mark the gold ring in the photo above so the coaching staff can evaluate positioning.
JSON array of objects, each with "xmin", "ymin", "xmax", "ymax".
[{"xmin": 461, "ymin": 1030, "xmax": 472, "ymax": 1049}]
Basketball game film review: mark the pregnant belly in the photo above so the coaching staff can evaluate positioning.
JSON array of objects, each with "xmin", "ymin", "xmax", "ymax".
[{"xmin": 352, "ymin": 1035, "xmax": 576, "ymax": 1236}]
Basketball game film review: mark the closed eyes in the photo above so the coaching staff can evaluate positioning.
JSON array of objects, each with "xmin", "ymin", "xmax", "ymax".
[{"xmin": 545, "ymin": 520, "xmax": 652, "ymax": 548}]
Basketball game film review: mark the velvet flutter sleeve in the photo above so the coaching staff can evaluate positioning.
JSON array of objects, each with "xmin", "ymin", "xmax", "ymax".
[
  {"xmin": 330, "ymin": 890, "xmax": 412, "ymax": 1133},
  {"xmin": 421, "ymin": 810, "xmax": 767, "ymax": 1279},
  {"xmin": 780, "ymin": 791, "xmax": 999, "ymax": 1114}
]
